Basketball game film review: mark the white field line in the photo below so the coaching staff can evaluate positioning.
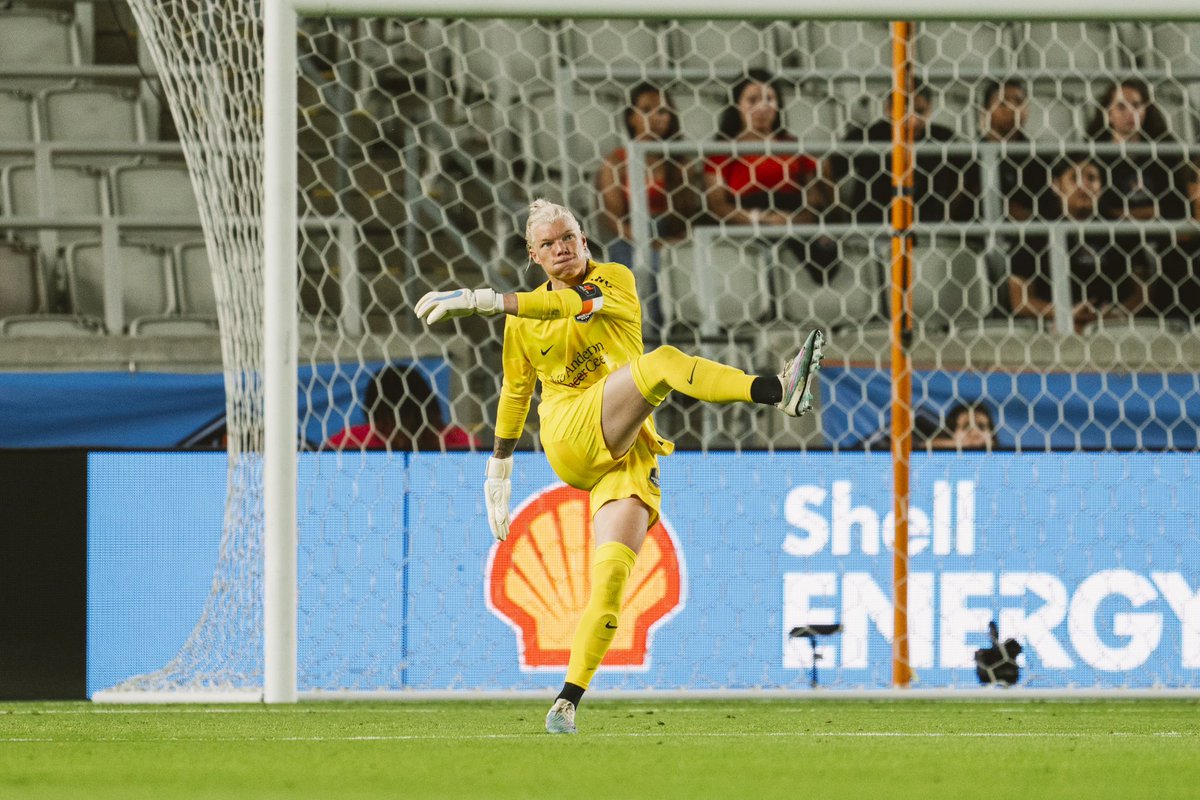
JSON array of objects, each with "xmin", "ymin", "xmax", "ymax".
[
  {"xmin": 0, "ymin": 731, "xmax": 1191, "ymax": 743},
  {"xmin": 0, "ymin": 707, "xmax": 445, "ymax": 715},
  {"xmin": 4, "ymin": 701, "xmax": 1194, "ymax": 716}
]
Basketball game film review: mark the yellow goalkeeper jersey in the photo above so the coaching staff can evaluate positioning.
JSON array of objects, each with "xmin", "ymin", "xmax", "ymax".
[{"xmin": 495, "ymin": 259, "xmax": 671, "ymax": 454}]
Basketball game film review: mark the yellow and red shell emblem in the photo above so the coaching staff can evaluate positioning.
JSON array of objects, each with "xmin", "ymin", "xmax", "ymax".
[{"xmin": 487, "ymin": 485, "xmax": 684, "ymax": 669}]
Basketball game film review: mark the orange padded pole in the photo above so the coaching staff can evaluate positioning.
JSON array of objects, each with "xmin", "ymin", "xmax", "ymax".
[{"xmin": 889, "ymin": 20, "xmax": 914, "ymax": 689}]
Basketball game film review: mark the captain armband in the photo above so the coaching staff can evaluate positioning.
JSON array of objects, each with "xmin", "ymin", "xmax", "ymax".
[{"xmin": 571, "ymin": 282, "xmax": 605, "ymax": 322}]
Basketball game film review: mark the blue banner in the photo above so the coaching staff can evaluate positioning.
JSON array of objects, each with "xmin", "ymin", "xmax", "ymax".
[
  {"xmin": 0, "ymin": 362, "xmax": 453, "ymax": 448},
  {"xmin": 9, "ymin": 367, "xmax": 1197, "ymax": 451},
  {"xmin": 820, "ymin": 366, "xmax": 1200, "ymax": 451},
  {"xmin": 87, "ymin": 451, "xmax": 1200, "ymax": 695}
]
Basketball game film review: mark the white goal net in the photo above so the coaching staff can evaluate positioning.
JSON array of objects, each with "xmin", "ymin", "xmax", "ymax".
[{"xmin": 95, "ymin": 2, "xmax": 1200, "ymax": 700}]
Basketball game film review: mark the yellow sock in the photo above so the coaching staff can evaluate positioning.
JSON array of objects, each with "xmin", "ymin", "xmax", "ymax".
[
  {"xmin": 564, "ymin": 541, "xmax": 638, "ymax": 690},
  {"xmin": 629, "ymin": 345, "xmax": 755, "ymax": 407}
]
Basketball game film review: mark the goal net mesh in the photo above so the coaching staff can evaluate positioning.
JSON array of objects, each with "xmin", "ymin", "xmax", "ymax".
[{"xmin": 105, "ymin": 4, "xmax": 1200, "ymax": 695}]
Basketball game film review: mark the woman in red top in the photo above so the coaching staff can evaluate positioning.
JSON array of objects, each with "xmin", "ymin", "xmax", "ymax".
[
  {"xmin": 595, "ymin": 83, "xmax": 699, "ymax": 263},
  {"xmin": 703, "ymin": 70, "xmax": 833, "ymax": 227}
]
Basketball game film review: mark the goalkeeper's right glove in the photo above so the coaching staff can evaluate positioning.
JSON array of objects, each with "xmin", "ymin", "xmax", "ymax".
[
  {"xmin": 484, "ymin": 456, "xmax": 513, "ymax": 542},
  {"xmin": 415, "ymin": 287, "xmax": 503, "ymax": 325}
]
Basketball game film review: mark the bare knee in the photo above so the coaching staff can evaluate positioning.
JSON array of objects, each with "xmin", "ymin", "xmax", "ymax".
[{"xmin": 592, "ymin": 497, "xmax": 650, "ymax": 552}]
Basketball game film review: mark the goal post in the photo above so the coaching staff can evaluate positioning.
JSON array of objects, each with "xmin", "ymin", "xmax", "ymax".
[
  {"xmin": 92, "ymin": 0, "xmax": 1200, "ymax": 703},
  {"xmin": 263, "ymin": 0, "xmax": 301, "ymax": 706}
]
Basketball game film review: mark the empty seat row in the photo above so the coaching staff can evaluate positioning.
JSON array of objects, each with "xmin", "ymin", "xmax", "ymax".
[
  {"xmin": 658, "ymin": 236, "xmax": 987, "ymax": 337},
  {"xmin": 0, "ymin": 238, "xmax": 216, "ymax": 336},
  {"xmin": 0, "ymin": 8, "xmax": 83, "ymax": 72},
  {"xmin": 0, "ymin": 85, "xmax": 148, "ymax": 164},
  {"xmin": 1, "ymin": 161, "xmax": 199, "ymax": 242},
  {"xmin": 453, "ymin": 20, "xmax": 1200, "ymax": 98}
]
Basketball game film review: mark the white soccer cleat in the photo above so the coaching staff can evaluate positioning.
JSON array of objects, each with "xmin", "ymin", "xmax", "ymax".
[
  {"xmin": 777, "ymin": 329, "xmax": 825, "ymax": 418},
  {"xmin": 545, "ymin": 698, "xmax": 578, "ymax": 734}
]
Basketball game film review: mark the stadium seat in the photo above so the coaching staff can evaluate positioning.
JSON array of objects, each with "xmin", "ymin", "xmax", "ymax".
[
  {"xmin": 1017, "ymin": 22, "xmax": 1118, "ymax": 72},
  {"xmin": 835, "ymin": 78, "xmax": 892, "ymax": 129},
  {"xmin": 909, "ymin": 237, "xmax": 991, "ymax": 331},
  {"xmin": 130, "ymin": 315, "xmax": 218, "ymax": 336},
  {"xmin": 0, "ymin": 8, "xmax": 79, "ymax": 73},
  {"xmin": 772, "ymin": 22, "xmax": 811, "ymax": 69},
  {"xmin": 0, "ymin": 315, "xmax": 102, "ymax": 335},
  {"xmin": 452, "ymin": 19, "xmax": 554, "ymax": 166},
  {"xmin": 667, "ymin": 20, "xmax": 773, "ymax": 73},
  {"xmin": 0, "ymin": 241, "xmax": 43, "ymax": 319},
  {"xmin": 0, "ymin": 90, "xmax": 37, "ymax": 168},
  {"xmin": 523, "ymin": 90, "xmax": 622, "ymax": 180},
  {"xmin": 40, "ymin": 85, "xmax": 146, "ymax": 164},
  {"xmin": 810, "ymin": 21, "xmax": 890, "ymax": 74},
  {"xmin": 0, "ymin": 239, "xmax": 103, "ymax": 336},
  {"xmin": 358, "ymin": 18, "xmax": 448, "ymax": 73},
  {"xmin": 66, "ymin": 240, "xmax": 176, "ymax": 333},
  {"xmin": 661, "ymin": 237, "xmax": 771, "ymax": 335},
  {"xmin": 298, "ymin": 231, "xmax": 349, "ymax": 328},
  {"xmin": 915, "ymin": 21, "xmax": 1016, "ymax": 75},
  {"xmin": 174, "ymin": 241, "xmax": 218, "ymax": 318},
  {"xmin": 563, "ymin": 20, "xmax": 667, "ymax": 72},
  {"xmin": 2, "ymin": 162, "xmax": 108, "ymax": 246},
  {"xmin": 456, "ymin": 19, "xmax": 553, "ymax": 105},
  {"xmin": 861, "ymin": 236, "xmax": 990, "ymax": 335},
  {"xmin": 110, "ymin": 162, "xmax": 202, "ymax": 244},
  {"xmin": 1148, "ymin": 22, "xmax": 1200, "ymax": 73},
  {"xmin": 1153, "ymin": 84, "xmax": 1197, "ymax": 143},
  {"xmin": 774, "ymin": 239, "xmax": 880, "ymax": 330}
]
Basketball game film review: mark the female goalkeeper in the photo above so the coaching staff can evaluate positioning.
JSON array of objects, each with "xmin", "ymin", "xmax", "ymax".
[{"xmin": 415, "ymin": 199, "xmax": 824, "ymax": 734}]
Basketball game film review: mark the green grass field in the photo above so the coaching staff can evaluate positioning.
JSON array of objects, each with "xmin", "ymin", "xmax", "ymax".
[{"xmin": 2, "ymin": 699, "xmax": 1198, "ymax": 799}]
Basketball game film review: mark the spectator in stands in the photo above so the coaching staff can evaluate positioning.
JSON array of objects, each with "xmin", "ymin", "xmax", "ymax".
[
  {"xmin": 595, "ymin": 83, "xmax": 700, "ymax": 271},
  {"xmin": 838, "ymin": 84, "xmax": 974, "ymax": 225},
  {"xmin": 1007, "ymin": 154, "xmax": 1154, "ymax": 331},
  {"xmin": 702, "ymin": 70, "xmax": 837, "ymax": 276},
  {"xmin": 326, "ymin": 364, "xmax": 476, "ymax": 451},
  {"xmin": 1085, "ymin": 78, "xmax": 1200, "ymax": 319},
  {"xmin": 1085, "ymin": 79, "xmax": 1190, "ymax": 221},
  {"xmin": 928, "ymin": 402, "xmax": 997, "ymax": 451},
  {"xmin": 977, "ymin": 79, "xmax": 1044, "ymax": 222}
]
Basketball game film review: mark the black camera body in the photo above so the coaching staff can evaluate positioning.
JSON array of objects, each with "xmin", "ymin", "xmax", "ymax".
[{"xmin": 974, "ymin": 620, "xmax": 1023, "ymax": 685}]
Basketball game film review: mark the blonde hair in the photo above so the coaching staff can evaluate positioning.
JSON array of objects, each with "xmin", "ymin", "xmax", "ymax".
[{"xmin": 524, "ymin": 199, "xmax": 581, "ymax": 250}]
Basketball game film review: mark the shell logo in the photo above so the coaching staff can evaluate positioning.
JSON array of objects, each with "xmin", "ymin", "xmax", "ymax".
[{"xmin": 486, "ymin": 484, "xmax": 685, "ymax": 669}]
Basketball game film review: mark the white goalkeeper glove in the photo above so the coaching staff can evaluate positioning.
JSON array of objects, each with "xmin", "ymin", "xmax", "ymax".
[
  {"xmin": 415, "ymin": 288, "xmax": 503, "ymax": 325},
  {"xmin": 484, "ymin": 456, "xmax": 513, "ymax": 542}
]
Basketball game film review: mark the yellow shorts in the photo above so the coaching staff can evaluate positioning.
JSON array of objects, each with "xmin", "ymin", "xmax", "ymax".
[{"xmin": 540, "ymin": 376, "xmax": 671, "ymax": 527}]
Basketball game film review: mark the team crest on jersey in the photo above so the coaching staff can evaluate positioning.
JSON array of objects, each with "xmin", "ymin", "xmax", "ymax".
[
  {"xmin": 572, "ymin": 282, "xmax": 605, "ymax": 322},
  {"xmin": 486, "ymin": 484, "xmax": 685, "ymax": 670}
]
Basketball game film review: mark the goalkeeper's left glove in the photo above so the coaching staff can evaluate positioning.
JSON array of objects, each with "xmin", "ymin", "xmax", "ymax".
[
  {"xmin": 484, "ymin": 456, "xmax": 513, "ymax": 542},
  {"xmin": 415, "ymin": 288, "xmax": 503, "ymax": 325}
]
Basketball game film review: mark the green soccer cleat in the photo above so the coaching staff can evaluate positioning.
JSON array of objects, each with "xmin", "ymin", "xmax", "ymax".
[
  {"xmin": 777, "ymin": 329, "xmax": 825, "ymax": 418},
  {"xmin": 545, "ymin": 698, "xmax": 578, "ymax": 734}
]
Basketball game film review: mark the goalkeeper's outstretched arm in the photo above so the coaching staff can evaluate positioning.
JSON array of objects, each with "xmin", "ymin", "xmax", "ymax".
[{"xmin": 416, "ymin": 286, "xmax": 592, "ymax": 325}]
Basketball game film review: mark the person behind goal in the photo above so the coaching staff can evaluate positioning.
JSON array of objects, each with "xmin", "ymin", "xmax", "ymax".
[{"xmin": 415, "ymin": 199, "xmax": 824, "ymax": 734}]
